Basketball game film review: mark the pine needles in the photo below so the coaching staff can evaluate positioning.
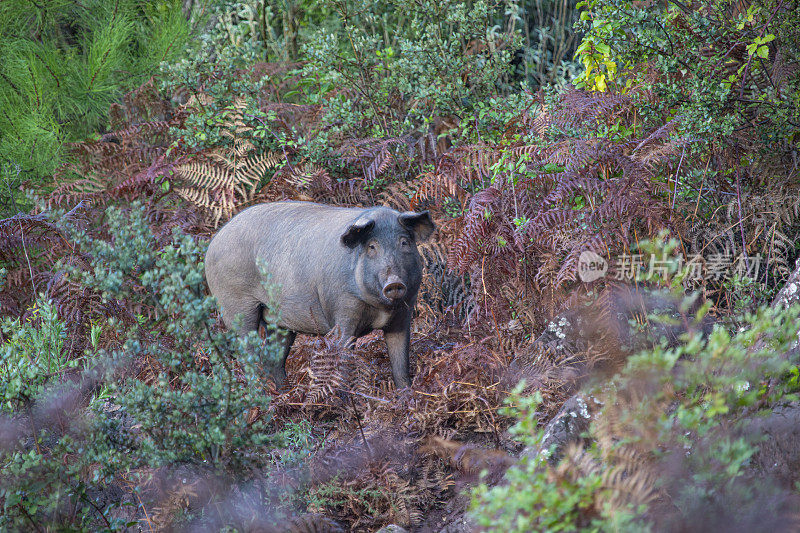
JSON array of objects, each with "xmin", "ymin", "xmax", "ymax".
[{"xmin": 0, "ymin": 0, "xmax": 189, "ymax": 189}]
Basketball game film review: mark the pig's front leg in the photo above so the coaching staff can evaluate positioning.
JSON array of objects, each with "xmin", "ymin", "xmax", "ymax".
[
  {"xmin": 330, "ymin": 319, "xmax": 359, "ymax": 350},
  {"xmin": 384, "ymin": 311, "xmax": 411, "ymax": 389}
]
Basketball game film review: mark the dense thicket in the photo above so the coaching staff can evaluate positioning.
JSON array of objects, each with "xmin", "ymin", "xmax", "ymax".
[{"xmin": 1, "ymin": 0, "xmax": 799, "ymax": 530}]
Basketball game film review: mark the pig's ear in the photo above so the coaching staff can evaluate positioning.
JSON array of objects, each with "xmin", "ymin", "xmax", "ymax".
[
  {"xmin": 399, "ymin": 211, "xmax": 435, "ymax": 242},
  {"xmin": 341, "ymin": 219, "xmax": 375, "ymax": 248}
]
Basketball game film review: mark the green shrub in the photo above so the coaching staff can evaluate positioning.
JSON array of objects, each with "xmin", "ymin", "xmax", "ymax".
[
  {"xmin": 574, "ymin": 0, "xmax": 799, "ymax": 143},
  {"xmin": 66, "ymin": 205, "xmax": 286, "ymax": 473},
  {"xmin": 1, "ymin": 204, "xmax": 305, "ymax": 530},
  {"xmin": 160, "ymin": 56, "xmax": 277, "ymax": 152},
  {"xmin": 0, "ymin": 296, "xmax": 123, "ymax": 530},
  {"xmin": 470, "ymin": 390, "xmax": 623, "ymax": 532},
  {"xmin": 301, "ymin": 0, "xmax": 521, "ymax": 137},
  {"xmin": 0, "ymin": 298, "xmax": 75, "ymax": 413}
]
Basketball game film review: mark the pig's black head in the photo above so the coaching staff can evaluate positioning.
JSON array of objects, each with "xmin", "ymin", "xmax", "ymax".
[{"xmin": 341, "ymin": 207, "xmax": 435, "ymax": 308}]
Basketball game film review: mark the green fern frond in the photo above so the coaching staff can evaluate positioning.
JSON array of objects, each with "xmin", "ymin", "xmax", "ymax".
[{"xmin": 175, "ymin": 96, "xmax": 284, "ymax": 227}]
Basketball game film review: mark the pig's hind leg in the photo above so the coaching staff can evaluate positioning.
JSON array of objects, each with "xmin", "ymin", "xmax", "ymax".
[
  {"xmin": 273, "ymin": 330, "xmax": 296, "ymax": 387},
  {"xmin": 217, "ymin": 296, "xmax": 261, "ymax": 333},
  {"xmin": 255, "ymin": 305, "xmax": 296, "ymax": 388}
]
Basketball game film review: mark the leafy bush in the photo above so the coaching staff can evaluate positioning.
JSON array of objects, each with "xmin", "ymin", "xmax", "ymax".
[
  {"xmin": 0, "ymin": 204, "xmax": 304, "ymax": 530},
  {"xmin": 0, "ymin": 294, "xmax": 123, "ymax": 530},
  {"xmin": 574, "ymin": 0, "xmax": 799, "ymax": 169},
  {"xmin": 301, "ymin": 0, "xmax": 521, "ymax": 137},
  {"xmin": 68, "ymin": 205, "xmax": 287, "ymax": 472},
  {"xmin": 0, "ymin": 298, "xmax": 74, "ymax": 413},
  {"xmin": 564, "ymin": 0, "xmax": 800, "ymax": 307},
  {"xmin": 159, "ymin": 27, "xmax": 275, "ymax": 152},
  {"xmin": 471, "ymin": 390, "xmax": 616, "ymax": 532}
]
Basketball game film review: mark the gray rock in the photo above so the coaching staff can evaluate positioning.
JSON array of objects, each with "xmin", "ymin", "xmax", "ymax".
[
  {"xmin": 522, "ymin": 393, "xmax": 602, "ymax": 465},
  {"xmin": 374, "ymin": 525, "xmax": 409, "ymax": 533},
  {"xmin": 773, "ymin": 258, "xmax": 800, "ymax": 309},
  {"xmin": 437, "ymin": 514, "xmax": 475, "ymax": 533}
]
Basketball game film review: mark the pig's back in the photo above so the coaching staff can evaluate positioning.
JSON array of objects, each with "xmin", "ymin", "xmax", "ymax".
[{"xmin": 206, "ymin": 201, "xmax": 364, "ymax": 333}]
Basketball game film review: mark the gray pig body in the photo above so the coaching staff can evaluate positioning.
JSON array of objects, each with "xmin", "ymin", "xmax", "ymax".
[{"xmin": 204, "ymin": 201, "xmax": 434, "ymax": 388}]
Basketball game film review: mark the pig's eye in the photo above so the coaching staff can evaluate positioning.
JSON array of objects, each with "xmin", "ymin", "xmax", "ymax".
[
  {"xmin": 400, "ymin": 237, "xmax": 410, "ymax": 248},
  {"xmin": 368, "ymin": 242, "xmax": 377, "ymax": 252}
]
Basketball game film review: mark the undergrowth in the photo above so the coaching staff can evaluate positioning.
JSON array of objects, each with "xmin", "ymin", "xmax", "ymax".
[
  {"xmin": 472, "ymin": 238, "xmax": 800, "ymax": 532},
  {"xmin": 1, "ymin": 0, "xmax": 799, "ymax": 530},
  {"xmin": 1, "ymin": 205, "xmax": 301, "ymax": 530}
]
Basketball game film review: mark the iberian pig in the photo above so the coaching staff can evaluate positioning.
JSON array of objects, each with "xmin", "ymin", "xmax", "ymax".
[{"xmin": 204, "ymin": 201, "xmax": 435, "ymax": 388}]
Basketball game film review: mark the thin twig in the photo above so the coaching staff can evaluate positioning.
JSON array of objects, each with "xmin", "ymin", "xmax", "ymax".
[
  {"xmin": 80, "ymin": 493, "xmax": 112, "ymax": 529},
  {"xmin": 671, "ymin": 144, "xmax": 686, "ymax": 211},
  {"xmin": 336, "ymin": 387, "xmax": 391, "ymax": 403},
  {"xmin": 16, "ymin": 503, "xmax": 44, "ymax": 533},
  {"xmin": 734, "ymin": 165, "xmax": 749, "ymax": 274},
  {"xmin": 349, "ymin": 394, "xmax": 372, "ymax": 456},
  {"xmin": 17, "ymin": 218, "xmax": 37, "ymax": 296}
]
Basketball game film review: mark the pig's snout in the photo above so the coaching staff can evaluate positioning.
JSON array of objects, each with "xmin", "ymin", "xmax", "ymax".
[{"xmin": 383, "ymin": 276, "xmax": 407, "ymax": 301}]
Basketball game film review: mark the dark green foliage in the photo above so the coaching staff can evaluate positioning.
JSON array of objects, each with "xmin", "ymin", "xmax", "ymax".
[
  {"xmin": 160, "ymin": 57, "xmax": 276, "ymax": 152},
  {"xmin": 301, "ymin": 0, "xmax": 520, "ymax": 137},
  {"xmin": 68, "ymin": 205, "xmax": 286, "ymax": 474},
  {"xmin": 1, "ymin": 425, "xmax": 131, "ymax": 531},
  {"xmin": 0, "ymin": 0, "xmax": 189, "ymax": 198},
  {"xmin": 0, "ymin": 299, "xmax": 72, "ymax": 413},
  {"xmin": 0, "ymin": 299, "xmax": 128, "ymax": 530},
  {"xmin": 575, "ymin": 0, "xmax": 799, "ymax": 175}
]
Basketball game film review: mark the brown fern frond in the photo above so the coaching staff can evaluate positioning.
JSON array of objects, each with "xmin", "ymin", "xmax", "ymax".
[
  {"xmin": 336, "ymin": 135, "xmax": 413, "ymax": 183},
  {"xmin": 49, "ymin": 78, "xmax": 186, "ymax": 222},
  {"xmin": 441, "ymin": 88, "xmax": 678, "ymax": 329},
  {"xmin": 177, "ymin": 160, "xmax": 235, "ymax": 191},
  {"xmin": 552, "ymin": 89, "xmax": 633, "ymax": 131},
  {"xmin": 420, "ymin": 436, "xmax": 514, "ymax": 479},
  {"xmin": 0, "ymin": 203, "xmax": 112, "ymax": 359}
]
